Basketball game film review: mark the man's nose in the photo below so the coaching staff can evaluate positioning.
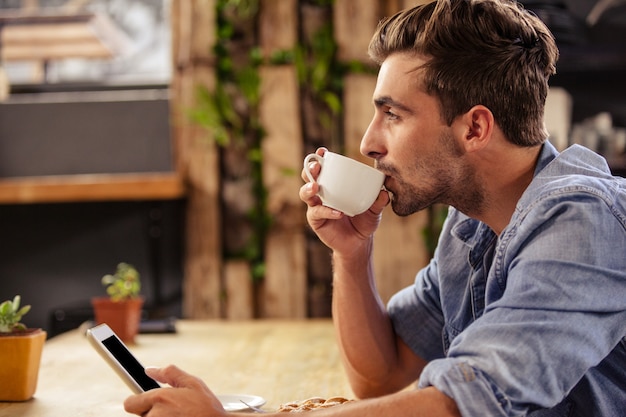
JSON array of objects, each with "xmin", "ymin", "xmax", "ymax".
[{"xmin": 360, "ymin": 119, "xmax": 385, "ymax": 160}]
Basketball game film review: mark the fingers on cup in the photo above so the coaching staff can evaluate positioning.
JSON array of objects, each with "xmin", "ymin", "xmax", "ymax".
[
  {"xmin": 302, "ymin": 147, "xmax": 327, "ymax": 183},
  {"xmin": 303, "ymin": 154, "xmax": 324, "ymax": 183},
  {"xmin": 301, "ymin": 161, "xmax": 321, "ymax": 183},
  {"xmin": 300, "ymin": 181, "xmax": 321, "ymax": 206},
  {"xmin": 306, "ymin": 200, "xmax": 344, "ymax": 221}
]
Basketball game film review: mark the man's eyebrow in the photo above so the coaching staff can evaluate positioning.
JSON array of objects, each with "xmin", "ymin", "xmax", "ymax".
[{"xmin": 373, "ymin": 96, "xmax": 414, "ymax": 114}]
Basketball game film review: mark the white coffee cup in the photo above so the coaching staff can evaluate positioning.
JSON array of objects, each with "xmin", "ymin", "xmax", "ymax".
[{"xmin": 303, "ymin": 151, "xmax": 385, "ymax": 216}]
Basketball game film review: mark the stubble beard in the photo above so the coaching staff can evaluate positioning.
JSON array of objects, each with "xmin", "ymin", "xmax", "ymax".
[
  {"xmin": 387, "ymin": 173, "xmax": 454, "ymax": 217},
  {"xmin": 388, "ymin": 163, "xmax": 485, "ymax": 217},
  {"xmin": 384, "ymin": 132, "xmax": 485, "ymax": 217}
]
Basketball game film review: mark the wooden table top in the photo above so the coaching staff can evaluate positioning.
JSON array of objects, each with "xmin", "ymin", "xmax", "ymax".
[{"xmin": 0, "ymin": 320, "xmax": 354, "ymax": 416}]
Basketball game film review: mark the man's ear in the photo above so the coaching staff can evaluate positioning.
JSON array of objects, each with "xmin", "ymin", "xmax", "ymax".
[{"xmin": 457, "ymin": 105, "xmax": 494, "ymax": 152}]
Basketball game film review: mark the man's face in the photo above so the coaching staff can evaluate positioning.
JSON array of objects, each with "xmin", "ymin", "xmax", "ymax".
[{"xmin": 360, "ymin": 53, "xmax": 476, "ymax": 216}]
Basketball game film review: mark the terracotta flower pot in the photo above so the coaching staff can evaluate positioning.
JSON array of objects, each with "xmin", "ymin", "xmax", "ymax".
[
  {"xmin": 91, "ymin": 297, "xmax": 143, "ymax": 343},
  {"xmin": 0, "ymin": 328, "xmax": 47, "ymax": 401}
]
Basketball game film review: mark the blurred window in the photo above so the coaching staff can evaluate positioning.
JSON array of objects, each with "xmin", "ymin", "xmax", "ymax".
[{"xmin": 0, "ymin": 0, "xmax": 171, "ymax": 86}]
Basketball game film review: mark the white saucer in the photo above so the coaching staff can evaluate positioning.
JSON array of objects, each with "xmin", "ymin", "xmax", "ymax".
[{"xmin": 218, "ymin": 394, "xmax": 267, "ymax": 412}]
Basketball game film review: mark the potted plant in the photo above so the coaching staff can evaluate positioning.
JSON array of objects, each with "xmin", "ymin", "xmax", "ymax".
[
  {"xmin": 91, "ymin": 262, "xmax": 144, "ymax": 343},
  {"xmin": 0, "ymin": 295, "xmax": 47, "ymax": 401}
]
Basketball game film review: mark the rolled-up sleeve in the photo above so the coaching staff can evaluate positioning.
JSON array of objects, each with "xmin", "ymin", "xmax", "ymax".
[{"xmin": 418, "ymin": 359, "xmax": 516, "ymax": 417}]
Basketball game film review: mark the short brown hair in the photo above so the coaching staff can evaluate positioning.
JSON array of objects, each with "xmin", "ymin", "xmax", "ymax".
[{"xmin": 369, "ymin": 0, "xmax": 559, "ymax": 147}]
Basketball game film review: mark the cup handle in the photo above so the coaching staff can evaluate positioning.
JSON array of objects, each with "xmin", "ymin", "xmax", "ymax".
[{"xmin": 303, "ymin": 153, "xmax": 323, "ymax": 183}]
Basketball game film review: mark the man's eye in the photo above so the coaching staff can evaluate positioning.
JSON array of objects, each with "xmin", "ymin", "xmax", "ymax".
[{"xmin": 385, "ymin": 110, "xmax": 399, "ymax": 120}]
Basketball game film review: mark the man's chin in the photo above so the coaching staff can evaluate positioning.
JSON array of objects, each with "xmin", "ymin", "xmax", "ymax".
[
  {"xmin": 389, "ymin": 199, "xmax": 414, "ymax": 217},
  {"xmin": 389, "ymin": 196, "xmax": 430, "ymax": 217}
]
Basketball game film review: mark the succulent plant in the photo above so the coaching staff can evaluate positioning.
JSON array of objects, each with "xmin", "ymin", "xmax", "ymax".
[
  {"xmin": 101, "ymin": 262, "xmax": 141, "ymax": 302},
  {"xmin": 0, "ymin": 296, "xmax": 31, "ymax": 333}
]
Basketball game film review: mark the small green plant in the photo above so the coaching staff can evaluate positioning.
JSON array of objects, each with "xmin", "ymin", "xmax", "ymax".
[
  {"xmin": 0, "ymin": 295, "xmax": 31, "ymax": 333},
  {"xmin": 101, "ymin": 263, "xmax": 141, "ymax": 302}
]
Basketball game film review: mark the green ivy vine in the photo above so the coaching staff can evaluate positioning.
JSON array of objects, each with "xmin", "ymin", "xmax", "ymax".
[
  {"xmin": 190, "ymin": 0, "xmax": 268, "ymax": 281},
  {"xmin": 188, "ymin": 0, "xmax": 371, "ymax": 283}
]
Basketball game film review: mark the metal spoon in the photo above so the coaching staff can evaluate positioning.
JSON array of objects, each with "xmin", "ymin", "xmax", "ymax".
[{"xmin": 240, "ymin": 400, "xmax": 267, "ymax": 413}]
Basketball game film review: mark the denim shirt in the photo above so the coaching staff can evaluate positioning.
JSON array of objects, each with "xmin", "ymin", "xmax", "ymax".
[{"xmin": 388, "ymin": 142, "xmax": 626, "ymax": 417}]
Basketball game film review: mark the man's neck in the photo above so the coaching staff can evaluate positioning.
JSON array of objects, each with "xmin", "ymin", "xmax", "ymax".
[{"xmin": 468, "ymin": 145, "xmax": 542, "ymax": 235}]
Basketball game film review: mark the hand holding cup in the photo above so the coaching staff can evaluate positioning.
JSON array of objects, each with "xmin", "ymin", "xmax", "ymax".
[{"xmin": 303, "ymin": 151, "xmax": 385, "ymax": 217}]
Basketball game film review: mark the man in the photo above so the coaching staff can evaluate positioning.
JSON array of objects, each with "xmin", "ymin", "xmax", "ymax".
[{"xmin": 124, "ymin": 0, "xmax": 626, "ymax": 416}]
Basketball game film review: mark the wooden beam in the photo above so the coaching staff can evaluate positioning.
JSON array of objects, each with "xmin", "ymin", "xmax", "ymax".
[
  {"xmin": 334, "ymin": 0, "xmax": 380, "ymax": 63},
  {"xmin": 259, "ymin": 0, "xmax": 297, "ymax": 58},
  {"xmin": 224, "ymin": 260, "xmax": 254, "ymax": 320},
  {"xmin": 259, "ymin": 65, "xmax": 307, "ymax": 318},
  {"xmin": 171, "ymin": 0, "xmax": 223, "ymax": 319},
  {"xmin": 0, "ymin": 172, "xmax": 185, "ymax": 204}
]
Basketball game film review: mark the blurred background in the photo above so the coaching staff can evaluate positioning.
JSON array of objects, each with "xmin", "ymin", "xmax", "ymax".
[{"xmin": 0, "ymin": 0, "xmax": 624, "ymax": 337}]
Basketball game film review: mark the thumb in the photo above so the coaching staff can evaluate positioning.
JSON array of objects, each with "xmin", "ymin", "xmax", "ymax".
[
  {"xmin": 146, "ymin": 365, "xmax": 205, "ymax": 390},
  {"xmin": 370, "ymin": 188, "xmax": 390, "ymax": 214}
]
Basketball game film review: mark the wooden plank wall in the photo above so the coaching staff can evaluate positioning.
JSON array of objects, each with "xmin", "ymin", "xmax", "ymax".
[
  {"xmin": 171, "ymin": 0, "xmax": 222, "ymax": 319},
  {"xmin": 172, "ymin": 0, "xmax": 432, "ymax": 319},
  {"xmin": 256, "ymin": 1, "xmax": 306, "ymax": 318}
]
